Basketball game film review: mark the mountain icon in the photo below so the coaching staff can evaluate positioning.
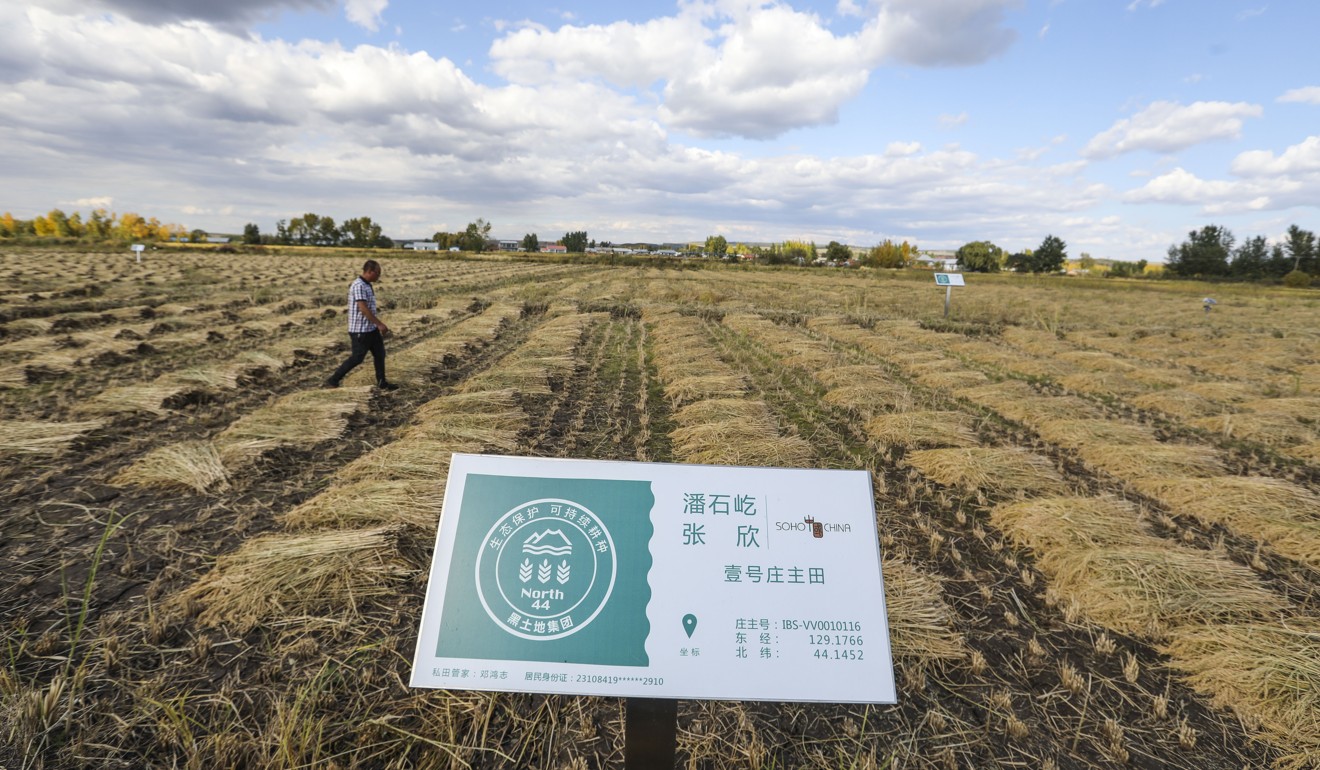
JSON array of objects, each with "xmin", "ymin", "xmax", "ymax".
[{"xmin": 522, "ymin": 529, "xmax": 573, "ymax": 556}]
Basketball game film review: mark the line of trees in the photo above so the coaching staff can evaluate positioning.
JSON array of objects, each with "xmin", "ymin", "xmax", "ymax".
[
  {"xmin": 1166, "ymin": 224, "xmax": 1315, "ymax": 285},
  {"xmin": 956, "ymin": 235, "xmax": 1069, "ymax": 274},
  {"xmin": 271, "ymin": 213, "xmax": 393, "ymax": 248},
  {"xmin": 1, "ymin": 208, "xmax": 188, "ymax": 242}
]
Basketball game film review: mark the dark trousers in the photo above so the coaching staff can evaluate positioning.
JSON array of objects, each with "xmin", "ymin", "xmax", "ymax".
[{"xmin": 329, "ymin": 330, "xmax": 386, "ymax": 385}]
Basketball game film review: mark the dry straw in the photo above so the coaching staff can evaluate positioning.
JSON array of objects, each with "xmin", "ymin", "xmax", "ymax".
[
  {"xmin": 915, "ymin": 369, "xmax": 990, "ymax": 391},
  {"xmin": 1059, "ymin": 371, "xmax": 1147, "ymax": 397},
  {"xmin": 1133, "ymin": 476, "xmax": 1320, "ymax": 569},
  {"xmin": 1240, "ymin": 397, "xmax": 1320, "ymax": 419},
  {"xmin": 865, "ymin": 411, "xmax": 978, "ymax": 448},
  {"xmin": 215, "ymin": 386, "xmax": 370, "ymax": 461},
  {"xmin": 1077, "ymin": 442, "xmax": 1226, "ymax": 479},
  {"xmin": 674, "ymin": 398, "xmax": 774, "ymax": 426},
  {"xmin": 179, "ymin": 526, "xmax": 416, "ymax": 631},
  {"xmin": 1043, "ymin": 545, "xmax": 1287, "ymax": 639},
  {"xmin": 882, "ymin": 557, "xmax": 966, "ymax": 665},
  {"xmin": 336, "ymin": 439, "xmax": 463, "ymax": 484},
  {"xmin": 822, "ymin": 384, "xmax": 916, "ymax": 415},
  {"xmin": 663, "ymin": 374, "xmax": 747, "ymax": 407},
  {"xmin": 1132, "ymin": 390, "xmax": 1225, "ymax": 419},
  {"xmin": 816, "ymin": 365, "xmax": 892, "ymax": 389},
  {"xmin": 279, "ymin": 480, "xmax": 444, "ymax": 531},
  {"xmin": 1163, "ymin": 621, "xmax": 1320, "ymax": 770},
  {"xmin": 0, "ymin": 419, "xmax": 105, "ymax": 456},
  {"xmin": 112, "ymin": 440, "xmax": 229, "ymax": 493},
  {"xmin": 907, "ymin": 447, "xmax": 1069, "ymax": 496},
  {"xmin": 1184, "ymin": 381, "xmax": 1256, "ymax": 403},
  {"xmin": 679, "ymin": 434, "xmax": 814, "ymax": 468},
  {"xmin": 1056, "ymin": 350, "xmax": 1136, "ymax": 372},
  {"xmin": 991, "ymin": 495, "xmax": 1153, "ymax": 553},
  {"xmin": 1033, "ymin": 418, "xmax": 1155, "ymax": 449},
  {"xmin": 78, "ymin": 385, "xmax": 196, "ymax": 416},
  {"xmin": 1192, "ymin": 412, "xmax": 1315, "ymax": 447}
]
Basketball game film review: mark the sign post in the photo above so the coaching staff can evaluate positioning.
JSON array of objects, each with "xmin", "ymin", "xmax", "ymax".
[
  {"xmin": 411, "ymin": 454, "xmax": 896, "ymax": 766},
  {"xmin": 131, "ymin": 243, "xmax": 145, "ymax": 263},
  {"xmin": 934, "ymin": 272, "xmax": 965, "ymax": 318}
]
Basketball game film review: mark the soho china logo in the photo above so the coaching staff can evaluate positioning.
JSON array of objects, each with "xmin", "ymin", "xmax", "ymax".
[{"xmin": 475, "ymin": 498, "xmax": 617, "ymax": 641}]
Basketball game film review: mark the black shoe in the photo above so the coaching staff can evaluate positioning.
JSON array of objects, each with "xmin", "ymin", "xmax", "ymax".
[
  {"xmin": 323, "ymin": 379, "xmax": 340, "ymax": 389},
  {"xmin": 377, "ymin": 381, "xmax": 400, "ymax": 391}
]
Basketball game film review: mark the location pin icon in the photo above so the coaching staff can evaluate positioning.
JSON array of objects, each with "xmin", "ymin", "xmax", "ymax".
[{"xmin": 682, "ymin": 614, "xmax": 698, "ymax": 638}]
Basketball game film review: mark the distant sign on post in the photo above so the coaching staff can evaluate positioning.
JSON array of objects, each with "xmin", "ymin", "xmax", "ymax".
[
  {"xmin": 934, "ymin": 272, "xmax": 965, "ymax": 286},
  {"xmin": 130, "ymin": 244, "xmax": 146, "ymax": 252},
  {"xmin": 411, "ymin": 454, "xmax": 896, "ymax": 704}
]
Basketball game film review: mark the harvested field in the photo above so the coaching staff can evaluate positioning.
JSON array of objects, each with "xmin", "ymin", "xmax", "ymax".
[{"xmin": 3, "ymin": 246, "xmax": 1320, "ymax": 769}]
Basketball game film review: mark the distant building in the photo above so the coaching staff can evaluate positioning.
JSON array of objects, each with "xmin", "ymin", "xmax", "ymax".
[
  {"xmin": 541, "ymin": 244, "xmax": 567, "ymax": 253},
  {"xmin": 498, "ymin": 240, "xmax": 521, "ymax": 251},
  {"xmin": 407, "ymin": 241, "xmax": 440, "ymax": 251}
]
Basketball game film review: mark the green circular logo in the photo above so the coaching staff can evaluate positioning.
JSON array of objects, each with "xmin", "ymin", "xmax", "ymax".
[{"xmin": 475, "ymin": 498, "xmax": 617, "ymax": 641}]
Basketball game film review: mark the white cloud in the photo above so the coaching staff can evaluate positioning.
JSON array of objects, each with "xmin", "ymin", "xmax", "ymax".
[
  {"xmin": 1124, "ymin": 168, "xmax": 1242, "ymax": 205},
  {"xmin": 489, "ymin": 0, "xmax": 1022, "ymax": 139},
  {"xmin": 1236, "ymin": 6, "xmax": 1266, "ymax": 21},
  {"xmin": 68, "ymin": 196, "xmax": 114, "ymax": 208},
  {"xmin": 884, "ymin": 141, "xmax": 922, "ymax": 157},
  {"xmin": 1278, "ymin": 86, "xmax": 1320, "ymax": 105},
  {"xmin": 1230, "ymin": 135, "xmax": 1320, "ymax": 177},
  {"xmin": 1038, "ymin": 22, "xmax": 1048, "ymax": 38},
  {"xmin": 1082, "ymin": 100, "xmax": 1262, "ymax": 159},
  {"xmin": 938, "ymin": 112, "xmax": 969, "ymax": 128},
  {"xmin": 345, "ymin": 0, "xmax": 387, "ymax": 31}
]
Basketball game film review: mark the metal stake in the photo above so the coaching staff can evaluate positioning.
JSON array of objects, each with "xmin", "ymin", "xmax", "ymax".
[{"xmin": 625, "ymin": 698, "xmax": 678, "ymax": 770}]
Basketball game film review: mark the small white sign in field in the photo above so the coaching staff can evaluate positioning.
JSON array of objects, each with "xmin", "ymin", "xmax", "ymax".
[
  {"xmin": 934, "ymin": 272, "xmax": 965, "ymax": 286},
  {"xmin": 411, "ymin": 454, "xmax": 896, "ymax": 704}
]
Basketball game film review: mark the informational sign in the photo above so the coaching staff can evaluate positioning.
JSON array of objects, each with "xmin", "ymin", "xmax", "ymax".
[
  {"xmin": 411, "ymin": 454, "xmax": 895, "ymax": 704},
  {"xmin": 934, "ymin": 272, "xmax": 965, "ymax": 286}
]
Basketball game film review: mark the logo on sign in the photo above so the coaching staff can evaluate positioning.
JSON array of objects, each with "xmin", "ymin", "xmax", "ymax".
[
  {"xmin": 476, "ymin": 498, "xmax": 617, "ymax": 641},
  {"xmin": 936, "ymin": 274, "xmax": 950, "ymax": 285}
]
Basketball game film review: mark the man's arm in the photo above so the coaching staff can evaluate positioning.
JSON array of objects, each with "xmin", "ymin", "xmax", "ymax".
[{"xmin": 355, "ymin": 299, "xmax": 391, "ymax": 335}]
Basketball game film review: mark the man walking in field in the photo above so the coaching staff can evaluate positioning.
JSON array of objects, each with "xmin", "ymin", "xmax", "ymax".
[{"xmin": 325, "ymin": 259, "xmax": 398, "ymax": 390}]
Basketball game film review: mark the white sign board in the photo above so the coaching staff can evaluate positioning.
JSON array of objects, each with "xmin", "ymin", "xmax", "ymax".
[
  {"xmin": 934, "ymin": 272, "xmax": 965, "ymax": 286},
  {"xmin": 130, "ymin": 244, "xmax": 146, "ymax": 253},
  {"xmin": 411, "ymin": 454, "xmax": 895, "ymax": 704}
]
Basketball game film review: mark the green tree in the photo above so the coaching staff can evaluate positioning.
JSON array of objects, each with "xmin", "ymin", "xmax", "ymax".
[
  {"xmin": 825, "ymin": 241, "xmax": 852, "ymax": 264},
  {"xmin": 86, "ymin": 209, "xmax": 113, "ymax": 240},
  {"xmin": 522, "ymin": 233, "xmax": 540, "ymax": 252},
  {"xmin": 1005, "ymin": 252, "xmax": 1032, "ymax": 273},
  {"xmin": 1033, "ymin": 234, "xmax": 1067, "ymax": 274},
  {"xmin": 1284, "ymin": 224, "xmax": 1316, "ymax": 274},
  {"xmin": 460, "ymin": 218, "xmax": 493, "ymax": 252},
  {"xmin": 1078, "ymin": 252, "xmax": 1095, "ymax": 272},
  {"xmin": 705, "ymin": 235, "xmax": 728, "ymax": 259},
  {"xmin": 1230, "ymin": 235, "xmax": 1269, "ymax": 278},
  {"xmin": 562, "ymin": 230, "xmax": 588, "ymax": 252},
  {"xmin": 956, "ymin": 241, "xmax": 1003, "ymax": 273},
  {"xmin": 1166, "ymin": 225, "xmax": 1232, "ymax": 278},
  {"xmin": 188, "ymin": 229, "xmax": 207, "ymax": 243},
  {"xmin": 243, "ymin": 223, "xmax": 261, "ymax": 245},
  {"xmin": 340, "ymin": 216, "xmax": 384, "ymax": 248}
]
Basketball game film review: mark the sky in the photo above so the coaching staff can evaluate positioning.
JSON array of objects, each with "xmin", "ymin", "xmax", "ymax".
[{"xmin": 2, "ymin": 0, "xmax": 1318, "ymax": 260}]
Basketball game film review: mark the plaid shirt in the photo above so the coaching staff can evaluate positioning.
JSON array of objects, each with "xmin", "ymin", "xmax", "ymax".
[{"xmin": 347, "ymin": 276, "xmax": 377, "ymax": 333}]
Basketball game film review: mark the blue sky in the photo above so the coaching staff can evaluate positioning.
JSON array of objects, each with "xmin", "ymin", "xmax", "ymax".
[{"xmin": 2, "ymin": 0, "xmax": 1317, "ymax": 260}]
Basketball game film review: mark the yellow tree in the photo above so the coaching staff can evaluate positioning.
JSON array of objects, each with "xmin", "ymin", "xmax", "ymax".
[
  {"xmin": 115, "ymin": 213, "xmax": 150, "ymax": 240},
  {"xmin": 1, "ymin": 212, "xmax": 17, "ymax": 237}
]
